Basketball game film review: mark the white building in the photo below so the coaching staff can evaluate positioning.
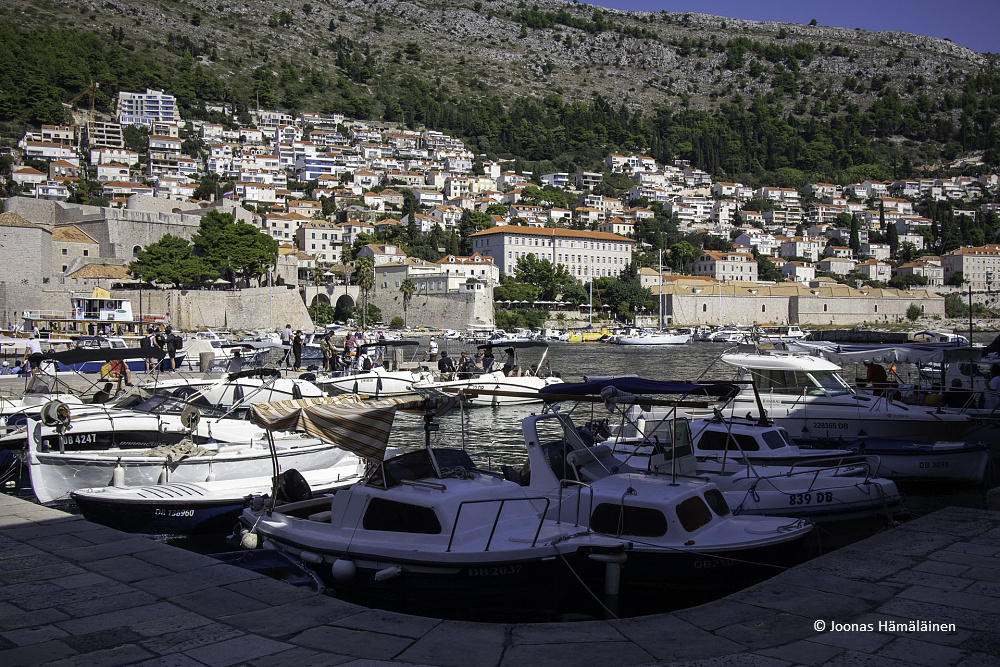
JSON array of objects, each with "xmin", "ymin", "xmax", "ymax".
[
  {"xmin": 117, "ymin": 89, "xmax": 179, "ymax": 128},
  {"xmin": 470, "ymin": 225, "xmax": 634, "ymax": 279},
  {"xmin": 692, "ymin": 251, "xmax": 758, "ymax": 282}
]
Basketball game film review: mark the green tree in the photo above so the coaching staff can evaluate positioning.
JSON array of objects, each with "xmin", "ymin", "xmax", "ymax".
[
  {"xmin": 670, "ymin": 241, "xmax": 699, "ymax": 273},
  {"xmin": 849, "ymin": 217, "xmax": 861, "ymax": 258},
  {"xmin": 308, "ymin": 299, "xmax": 335, "ymax": 326},
  {"xmin": 906, "ymin": 303, "xmax": 922, "ymax": 321},
  {"xmin": 400, "ymin": 278, "xmax": 416, "ymax": 327},
  {"xmin": 191, "ymin": 210, "xmax": 278, "ymax": 286},
  {"xmin": 513, "ymin": 253, "xmax": 574, "ymax": 300},
  {"xmin": 128, "ymin": 234, "xmax": 216, "ymax": 287},
  {"xmin": 354, "ymin": 257, "xmax": 375, "ymax": 327}
]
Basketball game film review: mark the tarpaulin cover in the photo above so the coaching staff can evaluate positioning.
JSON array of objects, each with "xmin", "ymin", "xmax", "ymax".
[
  {"xmin": 539, "ymin": 377, "xmax": 737, "ymax": 398},
  {"xmin": 784, "ymin": 341, "xmax": 981, "ymax": 365}
]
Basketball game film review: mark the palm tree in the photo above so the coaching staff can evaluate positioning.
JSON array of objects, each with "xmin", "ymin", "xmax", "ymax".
[
  {"xmin": 354, "ymin": 257, "xmax": 375, "ymax": 328},
  {"xmin": 400, "ymin": 278, "xmax": 416, "ymax": 328}
]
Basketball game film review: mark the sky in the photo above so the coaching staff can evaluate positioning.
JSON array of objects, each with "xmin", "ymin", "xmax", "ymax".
[{"xmin": 588, "ymin": 1, "xmax": 1000, "ymax": 54}]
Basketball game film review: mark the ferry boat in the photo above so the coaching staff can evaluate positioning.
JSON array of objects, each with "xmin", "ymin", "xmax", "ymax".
[{"xmin": 20, "ymin": 288, "xmax": 165, "ymax": 341}]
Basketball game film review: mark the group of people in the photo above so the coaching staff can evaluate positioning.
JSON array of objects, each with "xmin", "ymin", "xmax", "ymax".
[
  {"xmin": 436, "ymin": 346, "xmax": 517, "ymax": 380},
  {"xmin": 139, "ymin": 325, "xmax": 184, "ymax": 372},
  {"xmin": 279, "ymin": 324, "xmax": 305, "ymax": 371}
]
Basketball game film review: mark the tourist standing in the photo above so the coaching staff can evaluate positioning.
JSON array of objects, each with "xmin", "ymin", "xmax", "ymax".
[
  {"xmin": 279, "ymin": 324, "xmax": 292, "ymax": 368},
  {"xmin": 292, "ymin": 330, "xmax": 303, "ymax": 371},
  {"xmin": 23, "ymin": 334, "xmax": 42, "ymax": 376},
  {"xmin": 164, "ymin": 325, "xmax": 181, "ymax": 371}
]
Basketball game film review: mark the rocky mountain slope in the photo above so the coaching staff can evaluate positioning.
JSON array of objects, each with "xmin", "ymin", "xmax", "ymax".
[{"xmin": 16, "ymin": 0, "xmax": 991, "ymax": 114}]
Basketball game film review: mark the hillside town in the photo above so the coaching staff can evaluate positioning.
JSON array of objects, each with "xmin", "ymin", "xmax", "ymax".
[{"xmin": 4, "ymin": 87, "xmax": 1000, "ymax": 329}]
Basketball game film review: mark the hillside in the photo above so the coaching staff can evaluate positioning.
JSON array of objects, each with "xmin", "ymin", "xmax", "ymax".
[{"xmin": 3, "ymin": 0, "xmax": 1000, "ymax": 180}]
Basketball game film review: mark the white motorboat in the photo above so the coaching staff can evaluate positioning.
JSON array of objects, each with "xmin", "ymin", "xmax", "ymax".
[
  {"xmin": 411, "ymin": 342, "xmax": 564, "ymax": 406},
  {"xmin": 70, "ymin": 463, "xmax": 367, "ymax": 535},
  {"xmin": 515, "ymin": 397, "xmax": 814, "ymax": 591},
  {"xmin": 22, "ymin": 396, "xmax": 361, "ymax": 504},
  {"xmin": 707, "ymin": 327, "xmax": 753, "ymax": 343},
  {"xmin": 718, "ymin": 351, "xmax": 984, "ymax": 444},
  {"xmin": 238, "ymin": 396, "xmax": 626, "ymax": 618},
  {"xmin": 596, "ymin": 404, "xmax": 906, "ymax": 525},
  {"xmin": 314, "ymin": 341, "xmax": 433, "ymax": 398},
  {"xmin": 138, "ymin": 368, "xmax": 324, "ymax": 409},
  {"xmin": 609, "ymin": 328, "xmax": 691, "ymax": 345}
]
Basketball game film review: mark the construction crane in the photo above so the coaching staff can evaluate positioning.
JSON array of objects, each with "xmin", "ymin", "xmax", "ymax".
[{"xmin": 66, "ymin": 81, "xmax": 99, "ymax": 126}]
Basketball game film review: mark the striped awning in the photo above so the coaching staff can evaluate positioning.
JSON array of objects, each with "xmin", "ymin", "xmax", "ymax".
[{"xmin": 248, "ymin": 395, "xmax": 458, "ymax": 461}]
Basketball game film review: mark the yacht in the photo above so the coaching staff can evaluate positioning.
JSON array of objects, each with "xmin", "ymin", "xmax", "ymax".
[{"xmin": 719, "ymin": 351, "xmax": 983, "ymax": 444}]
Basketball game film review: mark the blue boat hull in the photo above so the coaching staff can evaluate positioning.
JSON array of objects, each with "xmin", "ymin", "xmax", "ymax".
[
  {"xmin": 56, "ymin": 354, "xmax": 186, "ymax": 374},
  {"xmin": 72, "ymin": 494, "xmax": 246, "ymax": 535}
]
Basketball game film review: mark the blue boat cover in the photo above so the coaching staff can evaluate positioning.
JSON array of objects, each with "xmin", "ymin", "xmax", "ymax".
[{"xmin": 539, "ymin": 377, "xmax": 736, "ymax": 397}]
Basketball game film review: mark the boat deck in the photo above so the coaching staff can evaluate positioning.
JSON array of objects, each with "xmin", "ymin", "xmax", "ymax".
[{"xmin": 0, "ymin": 492, "xmax": 997, "ymax": 666}]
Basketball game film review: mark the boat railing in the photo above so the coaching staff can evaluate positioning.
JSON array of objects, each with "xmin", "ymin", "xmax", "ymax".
[
  {"xmin": 555, "ymin": 479, "xmax": 594, "ymax": 529},
  {"xmin": 782, "ymin": 456, "xmax": 876, "ymax": 489},
  {"xmin": 446, "ymin": 496, "xmax": 552, "ymax": 552}
]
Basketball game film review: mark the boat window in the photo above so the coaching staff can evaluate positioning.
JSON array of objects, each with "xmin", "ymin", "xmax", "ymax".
[
  {"xmin": 761, "ymin": 431, "xmax": 788, "ymax": 449},
  {"xmin": 703, "ymin": 489, "xmax": 730, "ymax": 516},
  {"xmin": 807, "ymin": 371, "xmax": 851, "ymax": 396},
  {"xmin": 676, "ymin": 496, "xmax": 714, "ymax": 532},
  {"xmin": 590, "ymin": 503, "xmax": 667, "ymax": 537},
  {"xmin": 362, "ymin": 497, "xmax": 442, "ymax": 534},
  {"xmin": 698, "ymin": 430, "xmax": 760, "ymax": 452}
]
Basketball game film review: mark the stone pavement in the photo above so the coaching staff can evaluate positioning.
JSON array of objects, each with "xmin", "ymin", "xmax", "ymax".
[{"xmin": 1, "ymin": 492, "xmax": 999, "ymax": 667}]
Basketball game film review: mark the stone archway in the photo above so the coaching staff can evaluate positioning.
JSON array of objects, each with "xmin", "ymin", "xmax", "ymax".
[{"xmin": 334, "ymin": 294, "xmax": 356, "ymax": 323}]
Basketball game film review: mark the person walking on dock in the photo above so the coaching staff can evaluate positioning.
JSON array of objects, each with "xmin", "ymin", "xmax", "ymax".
[{"xmin": 279, "ymin": 324, "xmax": 292, "ymax": 368}]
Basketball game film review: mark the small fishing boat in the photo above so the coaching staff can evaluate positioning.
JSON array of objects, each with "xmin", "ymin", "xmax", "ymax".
[
  {"xmin": 238, "ymin": 396, "xmax": 626, "ymax": 619},
  {"xmin": 609, "ymin": 328, "xmax": 692, "ymax": 345},
  {"xmin": 314, "ymin": 341, "xmax": 433, "ymax": 398},
  {"xmin": 71, "ymin": 465, "xmax": 366, "ymax": 535},
  {"xmin": 411, "ymin": 342, "xmax": 563, "ymax": 406},
  {"xmin": 846, "ymin": 437, "xmax": 990, "ymax": 483}
]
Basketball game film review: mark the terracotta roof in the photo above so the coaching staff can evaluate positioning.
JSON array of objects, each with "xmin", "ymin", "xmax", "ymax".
[
  {"xmin": 470, "ymin": 225, "xmax": 633, "ymax": 243},
  {"xmin": 0, "ymin": 212, "xmax": 45, "ymax": 230},
  {"xmin": 52, "ymin": 226, "xmax": 97, "ymax": 244},
  {"xmin": 67, "ymin": 264, "xmax": 129, "ymax": 279}
]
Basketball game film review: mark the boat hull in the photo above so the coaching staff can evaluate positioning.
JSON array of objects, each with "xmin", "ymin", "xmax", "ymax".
[
  {"xmin": 26, "ymin": 439, "xmax": 351, "ymax": 504},
  {"xmin": 848, "ymin": 439, "xmax": 990, "ymax": 482},
  {"xmin": 612, "ymin": 334, "xmax": 691, "ymax": 345},
  {"xmin": 413, "ymin": 373, "xmax": 563, "ymax": 405}
]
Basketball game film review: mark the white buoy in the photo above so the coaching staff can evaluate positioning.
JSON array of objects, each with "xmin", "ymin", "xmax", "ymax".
[
  {"xmin": 239, "ymin": 530, "xmax": 258, "ymax": 550},
  {"xmin": 299, "ymin": 550, "xmax": 323, "ymax": 565},
  {"xmin": 330, "ymin": 559, "xmax": 356, "ymax": 582},
  {"xmin": 206, "ymin": 461, "xmax": 215, "ymax": 482},
  {"xmin": 111, "ymin": 462, "xmax": 124, "ymax": 487}
]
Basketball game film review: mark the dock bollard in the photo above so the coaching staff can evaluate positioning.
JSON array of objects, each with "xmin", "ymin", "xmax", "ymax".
[
  {"xmin": 589, "ymin": 551, "xmax": 627, "ymax": 617},
  {"xmin": 199, "ymin": 352, "xmax": 215, "ymax": 373}
]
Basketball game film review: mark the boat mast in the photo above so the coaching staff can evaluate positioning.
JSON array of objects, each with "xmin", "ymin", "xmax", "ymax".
[{"xmin": 658, "ymin": 248, "xmax": 663, "ymax": 330}]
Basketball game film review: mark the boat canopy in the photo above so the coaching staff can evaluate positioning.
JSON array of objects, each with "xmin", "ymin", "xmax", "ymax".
[
  {"xmin": 476, "ymin": 341, "xmax": 548, "ymax": 350},
  {"xmin": 540, "ymin": 377, "xmax": 738, "ymax": 398},
  {"xmin": 721, "ymin": 353, "xmax": 841, "ymax": 372},
  {"xmin": 39, "ymin": 346, "xmax": 164, "ymax": 365},
  {"xmin": 248, "ymin": 395, "xmax": 458, "ymax": 461},
  {"xmin": 359, "ymin": 340, "xmax": 419, "ymax": 350},
  {"xmin": 226, "ymin": 368, "xmax": 281, "ymax": 382},
  {"xmin": 783, "ymin": 341, "xmax": 981, "ymax": 365}
]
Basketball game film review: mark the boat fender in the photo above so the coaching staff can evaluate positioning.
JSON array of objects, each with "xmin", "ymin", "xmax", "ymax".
[
  {"xmin": 330, "ymin": 558, "xmax": 356, "ymax": 582},
  {"xmin": 239, "ymin": 530, "xmax": 258, "ymax": 550},
  {"xmin": 299, "ymin": 550, "xmax": 323, "ymax": 565},
  {"xmin": 374, "ymin": 565, "xmax": 402, "ymax": 582},
  {"xmin": 111, "ymin": 462, "xmax": 125, "ymax": 487}
]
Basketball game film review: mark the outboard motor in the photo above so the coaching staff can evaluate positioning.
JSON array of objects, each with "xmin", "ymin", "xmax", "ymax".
[{"xmin": 275, "ymin": 469, "xmax": 313, "ymax": 503}]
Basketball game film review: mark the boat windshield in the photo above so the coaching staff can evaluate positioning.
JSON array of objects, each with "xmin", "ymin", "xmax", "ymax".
[{"xmin": 752, "ymin": 369, "xmax": 852, "ymax": 396}]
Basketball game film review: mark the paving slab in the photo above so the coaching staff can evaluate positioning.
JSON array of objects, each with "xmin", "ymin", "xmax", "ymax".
[
  {"xmin": 183, "ymin": 634, "xmax": 292, "ymax": 667},
  {"xmin": 714, "ymin": 611, "xmax": 819, "ymax": 649},
  {"xmin": 876, "ymin": 637, "xmax": 967, "ymax": 667},
  {"xmin": 330, "ymin": 609, "xmax": 441, "ymax": 639},
  {"xmin": 220, "ymin": 595, "xmax": 361, "ymax": 638},
  {"xmin": 395, "ymin": 621, "xmax": 508, "ymax": 667},
  {"xmin": 0, "ymin": 623, "xmax": 70, "ymax": 647},
  {"xmin": 756, "ymin": 639, "xmax": 845, "ymax": 666},
  {"xmin": 899, "ymin": 585, "xmax": 1000, "ymax": 613},
  {"xmin": 502, "ymin": 640, "xmax": 655, "ymax": 667},
  {"xmin": 611, "ymin": 614, "xmax": 742, "ymax": 661},
  {"xmin": 242, "ymin": 645, "xmax": 353, "ymax": 666},
  {"xmin": 293, "ymin": 625, "xmax": 416, "ymax": 660},
  {"xmin": 511, "ymin": 619, "xmax": 625, "ymax": 645},
  {"xmin": 139, "ymin": 622, "xmax": 247, "ymax": 656},
  {"xmin": 43, "ymin": 643, "xmax": 156, "ymax": 667},
  {"xmin": 0, "ymin": 638, "xmax": 77, "ymax": 666},
  {"xmin": 86, "ymin": 554, "xmax": 177, "ymax": 583},
  {"xmin": 168, "ymin": 585, "xmax": 272, "ymax": 618}
]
